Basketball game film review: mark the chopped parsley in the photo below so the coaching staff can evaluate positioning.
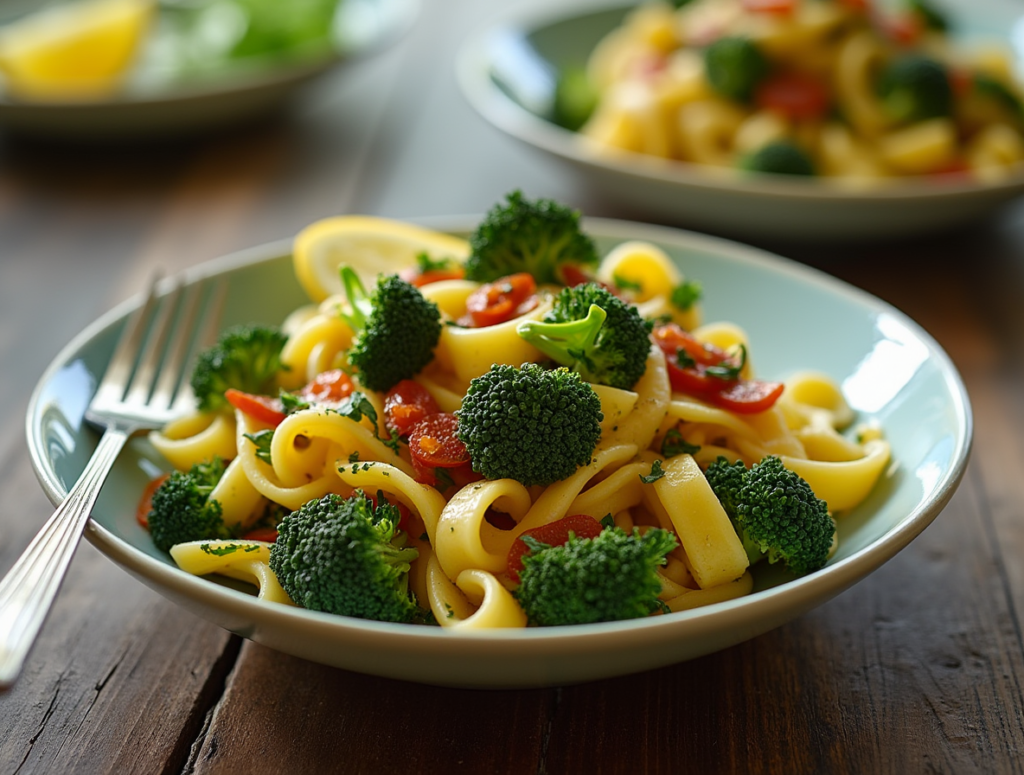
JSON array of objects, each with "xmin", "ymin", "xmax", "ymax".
[
  {"xmin": 670, "ymin": 279, "xmax": 703, "ymax": 311},
  {"xmin": 243, "ymin": 429, "xmax": 274, "ymax": 465},
  {"xmin": 661, "ymin": 427, "xmax": 700, "ymax": 458},
  {"xmin": 640, "ymin": 459, "xmax": 666, "ymax": 484}
]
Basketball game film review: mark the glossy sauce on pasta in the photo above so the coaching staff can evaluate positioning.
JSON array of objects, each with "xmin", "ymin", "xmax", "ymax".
[{"xmin": 155, "ymin": 234, "xmax": 891, "ymax": 628}]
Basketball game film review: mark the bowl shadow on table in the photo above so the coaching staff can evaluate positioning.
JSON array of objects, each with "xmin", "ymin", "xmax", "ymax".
[
  {"xmin": 0, "ymin": 104, "xmax": 352, "ymax": 208},
  {"xmin": 596, "ymin": 191, "xmax": 1014, "ymax": 267},
  {"xmin": 207, "ymin": 617, "xmax": 898, "ymax": 773}
]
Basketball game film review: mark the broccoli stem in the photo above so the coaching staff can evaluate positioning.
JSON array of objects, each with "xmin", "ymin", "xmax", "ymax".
[
  {"xmin": 517, "ymin": 303, "xmax": 607, "ymax": 376},
  {"xmin": 338, "ymin": 266, "xmax": 372, "ymax": 330}
]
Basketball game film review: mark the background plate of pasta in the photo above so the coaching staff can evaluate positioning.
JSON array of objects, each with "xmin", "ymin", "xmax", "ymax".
[
  {"xmin": 26, "ymin": 197, "xmax": 971, "ymax": 687},
  {"xmin": 458, "ymin": 0, "xmax": 1024, "ymax": 240}
]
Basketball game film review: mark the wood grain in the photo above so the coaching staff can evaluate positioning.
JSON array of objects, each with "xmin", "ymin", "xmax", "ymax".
[{"xmin": 2, "ymin": 1, "xmax": 1024, "ymax": 772}]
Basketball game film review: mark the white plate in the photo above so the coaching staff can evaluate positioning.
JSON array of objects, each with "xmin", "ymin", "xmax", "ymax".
[
  {"xmin": 457, "ymin": 0, "xmax": 1024, "ymax": 241},
  {"xmin": 0, "ymin": 0, "xmax": 417, "ymax": 139},
  {"xmin": 26, "ymin": 218, "xmax": 972, "ymax": 687}
]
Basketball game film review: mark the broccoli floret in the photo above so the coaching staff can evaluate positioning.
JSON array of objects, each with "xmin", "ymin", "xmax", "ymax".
[
  {"xmin": 703, "ymin": 457, "xmax": 764, "ymax": 564},
  {"xmin": 148, "ymin": 458, "xmax": 233, "ymax": 553},
  {"xmin": 337, "ymin": 267, "xmax": 442, "ymax": 393},
  {"xmin": 706, "ymin": 455, "xmax": 834, "ymax": 576},
  {"xmin": 553, "ymin": 65, "xmax": 599, "ymax": 131},
  {"xmin": 908, "ymin": 0, "xmax": 949, "ymax": 32},
  {"xmin": 876, "ymin": 54, "xmax": 953, "ymax": 125},
  {"xmin": 704, "ymin": 37, "xmax": 769, "ymax": 103},
  {"xmin": 269, "ymin": 492, "xmax": 423, "ymax": 623},
  {"xmin": 516, "ymin": 283, "xmax": 652, "ymax": 390},
  {"xmin": 514, "ymin": 526, "xmax": 677, "ymax": 626},
  {"xmin": 739, "ymin": 141, "xmax": 816, "ymax": 176},
  {"xmin": 456, "ymin": 362, "xmax": 603, "ymax": 486},
  {"xmin": 464, "ymin": 191, "xmax": 599, "ymax": 285},
  {"xmin": 190, "ymin": 324, "xmax": 288, "ymax": 412}
]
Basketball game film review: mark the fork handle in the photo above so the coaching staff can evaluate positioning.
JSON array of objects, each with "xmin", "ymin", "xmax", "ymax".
[{"xmin": 0, "ymin": 427, "xmax": 129, "ymax": 691}]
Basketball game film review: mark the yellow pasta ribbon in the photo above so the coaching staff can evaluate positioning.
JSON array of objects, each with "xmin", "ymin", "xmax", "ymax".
[
  {"xmin": 169, "ymin": 540, "xmax": 294, "ymax": 605},
  {"xmin": 148, "ymin": 411, "xmax": 236, "ymax": 471},
  {"xmin": 337, "ymin": 461, "xmax": 447, "ymax": 544}
]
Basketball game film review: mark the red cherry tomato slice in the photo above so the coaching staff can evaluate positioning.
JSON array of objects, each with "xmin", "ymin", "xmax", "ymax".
[
  {"xmin": 408, "ymin": 413, "xmax": 470, "ymax": 469},
  {"xmin": 559, "ymin": 264, "xmax": 621, "ymax": 295},
  {"xmin": 507, "ymin": 514, "xmax": 605, "ymax": 583},
  {"xmin": 225, "ymin": 388, "xmax": 286, "ymax": 426},
  {"xmin": 653, "ymin": 323, "xmax": 784, "ymax": 414},
  {"xmin": 137, "ymin": 473, "xmax": 169, "ymax": 529},
  {"xmin": 411, "ymin": 457, "xmax": 482, "ymax": 491},
  {"xmin": 755, "ymin": 72, "xmax": 830, "ymax": 121},
  {"xmin": 241, "ymin": 526, "xmax": 279, "ymax": 543},
  {"xmin": 711, "ymin": 379, "xmax": 785, "ymax": 414},
  {"xmin": 742, "ymin": 0, "xmax": 795, "ymax": 13},
  {"xmin": 299, "ymin": 369, "xmax": 354, "ymax": 405},
  {"xmin": 384, "ymin": 379, "xmax": 442, "ymax": 437},
  {"xmin": 653, "ymin": 323, "xmax": 732, "ymax": 367},
  {"xmin": 461, "ymin": 273, "xmax": 538, "ymax": 328}
]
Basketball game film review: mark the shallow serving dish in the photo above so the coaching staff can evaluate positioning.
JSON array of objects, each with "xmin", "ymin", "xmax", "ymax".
[
  {"xmin": 0, "ymin": 0, "xmax": 417, "ymax": 139},
  {"xmin": 458, "ymin": 0, "xmax": 1024, "ymax": 241},
  {"xmin": 26, "ymin": 217, "xmax": 971, "ymax": 688}
]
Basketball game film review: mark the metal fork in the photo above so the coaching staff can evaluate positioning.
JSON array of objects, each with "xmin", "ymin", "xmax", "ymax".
[{"xmin": 0, "ymin": 276, "xmax": 225, "ymax": 691}]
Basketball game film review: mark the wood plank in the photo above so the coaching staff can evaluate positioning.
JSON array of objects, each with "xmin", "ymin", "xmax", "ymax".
[
  {"xmin": 0, "ymin": 450, "xmax": 239, "ymax": 775},
  {"xmin": 189, "ymin": 641, "xmax": 551, "ymax": 775}
]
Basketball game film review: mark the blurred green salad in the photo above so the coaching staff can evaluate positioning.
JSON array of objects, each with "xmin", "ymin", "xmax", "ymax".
[
  {"xmin": 141, "ymin": 0, "xmax": 344, "ymax": 83},
  {"xmin": 0, "ymin": 0, "xmax": 350, "ymax": 100}
]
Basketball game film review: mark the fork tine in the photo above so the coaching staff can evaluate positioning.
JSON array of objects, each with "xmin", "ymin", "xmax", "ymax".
[
  {"xmin": 0, "ymin": 272, "xmax": 230, "ymax": 690},
  {"xmin": 169, "ymin": 278, "xmax": 228, "ymax": 416},
  {"xmin": 124, "ymin": 279, "xmax": 184, "ymax": 409},
  {"xmin": 91, "ymin": 275, "xmax": 163, "ymax": 409},
  {"xmin": 149, "ymin": 281, "xmax": 202, "ymax": 412}
]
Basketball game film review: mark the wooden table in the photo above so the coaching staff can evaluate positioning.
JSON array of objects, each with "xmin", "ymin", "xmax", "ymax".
[{"xmin": 2, "ymin": 2, "xmax": 1023, "ymax": 772}]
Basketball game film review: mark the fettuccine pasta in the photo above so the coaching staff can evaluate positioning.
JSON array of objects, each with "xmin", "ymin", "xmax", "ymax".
[
  {"xmin": 576, "ymin": 0, "xmax": 1024, "ymax": 183},
  {"xmin": 145, "ymin": 205, "xmax": 891, "ymax": 629}
]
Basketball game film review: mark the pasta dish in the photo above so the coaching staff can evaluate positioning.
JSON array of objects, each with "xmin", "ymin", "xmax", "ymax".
[
  {"xmin": 140, "ymin": 192, "xmax": 891, "ymax": 629},
  {"xmin": 574, "ymin": 0, "xmax": 1024, "ymax": 183}
]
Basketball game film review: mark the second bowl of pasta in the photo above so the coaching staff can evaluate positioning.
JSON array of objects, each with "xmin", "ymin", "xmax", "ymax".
[{"xmin": 458, "ymin": 0, "xmax": 1024, "ymax": 240}]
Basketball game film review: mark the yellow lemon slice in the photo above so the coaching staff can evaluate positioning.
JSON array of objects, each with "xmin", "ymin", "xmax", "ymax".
[
  {"xmin": 0, "ymin": 0, "xmax": 153, "ymax": 101},
  {"xmin": 293, "ymin": 215, "xmax": 471, "ymax": 302}
]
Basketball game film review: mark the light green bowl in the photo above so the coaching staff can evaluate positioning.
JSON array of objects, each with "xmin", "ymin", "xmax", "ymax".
[{"xmin": 26, "ymin": 218, "xmax": 972, "ymax": 687}]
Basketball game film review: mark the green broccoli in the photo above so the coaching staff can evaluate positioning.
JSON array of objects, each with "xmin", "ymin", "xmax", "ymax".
[
  {"xmin": 337, "ymin": 267, "xmax": 442, "ymax": 393},
  {"xmin": 514, "ymin": 526, "xmax": 678, "ymax": 626},
  {"xmin": 908, "ymin": 0, "xmax": 949, "ymax": 32},
  {"xmin": 553, "ymin": 65, "xmax": 599, "ymax": 131},
  {"xmin": 704, "ymin": 37, "xmax": 770, "ymax": 103},
  {"xmin": 456, "ymin": 362, "xmax": 603, "ymax": 486},
  {"xmin": 876, "ymin": 54, "xmax": 953, "ymax": 125},
  {"xmin": 464, "ymin": 191, "xmax": 599, "ymax": 285},
  {"xmin": 516, "ymin": 282, "xmax": 652, "ymax": 390},
  {"xmin": 148, "ymin": 458, "xmax": 233, "ymax": 553},
  {"xmin": 739, "ymin": 141, "xmax": 816, "ymax": 176},
  {"xmin": 190, "ymin": 324, "xmax": 288, "ymax": 412},
  {"xmin": 705, "ymin": 455, "xmax": 835, "ymax": 576},
  {"xmin": 269, "ymin": 492, "xmax": 423, "ymax": 623}
]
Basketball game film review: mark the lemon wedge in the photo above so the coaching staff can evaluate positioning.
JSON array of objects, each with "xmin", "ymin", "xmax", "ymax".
[
  {"xmin": 0, "ymin": 0, "xmax": 154, "ymax": 101},
  {"xmin": 293, "ymin": 216, "xmax": 471, "ymax": 302}
]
